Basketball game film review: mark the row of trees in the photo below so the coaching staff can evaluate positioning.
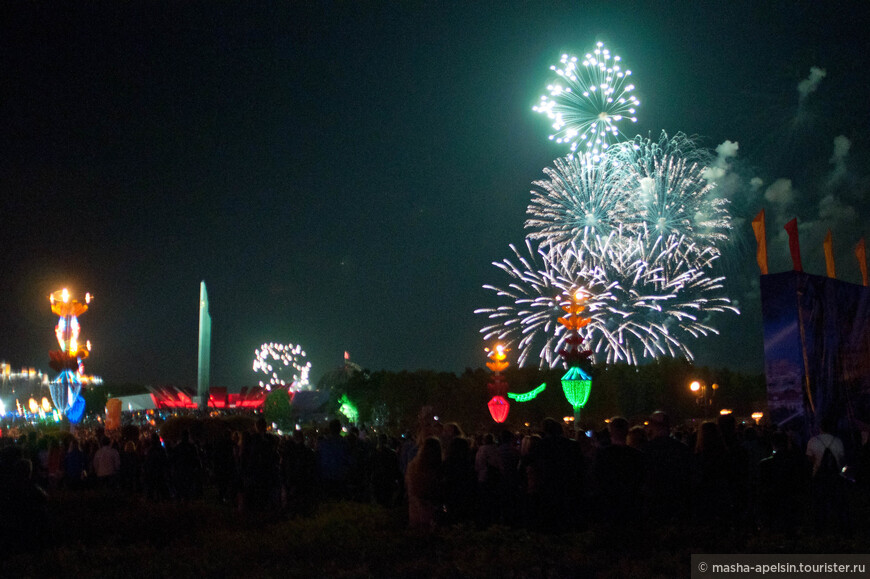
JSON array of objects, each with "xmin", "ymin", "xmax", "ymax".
[
  {"xmin": 88, "ymin": 359, "xmax": 766, "ymax": 433},
  {"xmin": 320, "ymin": 358, "xmax": 766, "ymax": 432}
]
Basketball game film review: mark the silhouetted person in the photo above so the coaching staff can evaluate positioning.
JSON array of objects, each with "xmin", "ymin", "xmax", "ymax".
[
  {"xmin": 171, "ymin": 430, "xmax": 202, "ymax": 500},
  {"xmin": 317, "ymin": 419, "xmax": 350, "ymax": 500},
  {"xmin": 691, "ymin": 421, "xmax": 732, "ymax": 525},
  {"xmin": 370, "ymin": 434, "xmax": 402, "ymax": 508},
  {"xmin": 759, "ymin": 431, "xmax": 805, "ymax": 531},
  {"xmin": 64, "ymin": 439, "xmax": 87, "ymax": 490},
  {"xmin": 240, "ymin": 419, "xmax": 280, "ymax": 512},
  {"xmin": 93, "ymin": 436, "xmax": 120, "ymax": 488},
  {"xmin": 718, "ymin": 413, "xmax": 750, "ymax": 525},
  {"xmin": 120, "ymin": 440, "xmax": 141, "ymax": 492},
  {"xmin": 345, "ymin": 427, "xmax": 371, "ymax": 502},
  {"xmin": 497, "ymin": 430, "xmax": 522, "ymax": 525},
  {"xmin": 212, "ymin": 429, "xmax": 236, "ymax": 504},
  {"xmin": 143, "ymin": 433, "xmax": 170, "ymax": 501},
  {"xmin": 1, "ymin": 458, "xmax": 49, "ymax": 552},
  {"xmin": 406, "ymin": 436, "xmax": 442, "ymax": 529},
  {"xmin": 441, "ymin": 436, "xmax": 476, "ymax": 525},
  {"xmin": 475, "ymin": 433, "xmax": 501, "ymax": 526},
  {"xmin": 46, "ymin": 437, "xmax": 65, "ymax": 491},
  {"xmin": 525, "ymin": 418, "xmax": 585, "ymax": 532},
  {"xmin": 806, "ymin": 415, "xmax": 849, "ymax": 533},
  {"xmin": 594, "ymin": 417, "xmax": 644, "ymax": 525},
  {"xmin": 643, "ymin": 411, "xmax": 691, "ymax": 523},
  {"xmin": 284, "ymin": 430, "xmax": 318, "ymax": 516}
]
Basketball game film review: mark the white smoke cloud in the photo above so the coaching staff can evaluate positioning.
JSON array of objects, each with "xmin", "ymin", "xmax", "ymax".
[
  {"xmin": 702, "ymin": 166, "xmax": 726, "ymax": 181},
  {"xmin": 715, "ymin": 140, "xmax": 739, "ymax": 160},
  {"xmin": 703, "ymin": 140, "xmax": 739, "ymax": 182},
  {"xmin": 818, "ymin": 193, "xmax": 858, "ymax": 224},
  {"xmin": 797, "ymin": 66, "xmax": 826, "ymax": 101},
  {"xmin": 750, "ymin": 177, "xmax": 764, "ymax": 191},
  {"xmin": 763, "ymin": 178, "xmax": 795, "ymax": 206},
  {"xmin": 831, "ymin": 135, "xmax": 851, "ymax": 161},
  {"xmin": 827, "ymin": 135, "xmax": 851, "ymax": 187}
]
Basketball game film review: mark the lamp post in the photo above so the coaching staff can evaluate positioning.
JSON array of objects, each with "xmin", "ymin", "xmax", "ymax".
[{"xmin": 689, "ymin": 380, "xmax": 718, "ymax": 418}]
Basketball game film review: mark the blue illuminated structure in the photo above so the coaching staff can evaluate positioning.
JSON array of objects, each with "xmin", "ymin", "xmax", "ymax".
[{"xmin": 48, "ymin": 288, "xmax": 92, "ymax": 419}]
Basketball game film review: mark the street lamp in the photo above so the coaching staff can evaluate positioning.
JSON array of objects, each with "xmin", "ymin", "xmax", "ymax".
[{"xmin": 689, "ymin": 380, "xmax": 718, "ymax": 418}]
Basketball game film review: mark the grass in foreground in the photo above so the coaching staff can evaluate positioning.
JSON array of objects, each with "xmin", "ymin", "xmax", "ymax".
[{"xmin": 3, "ymin": 488, "xmax": 869, "ymax": 578}]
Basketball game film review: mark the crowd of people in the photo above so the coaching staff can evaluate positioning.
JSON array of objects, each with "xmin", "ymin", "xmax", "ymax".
[{"xmin": 1, "ymin": 410, "xmax": 867, "ymax": 550}]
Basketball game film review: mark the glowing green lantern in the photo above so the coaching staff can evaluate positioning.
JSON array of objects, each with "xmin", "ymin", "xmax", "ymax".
[
  {"xmin": 561, "ymin": 366, "xmax": 592, "ymax": 410},
  {"xmin": 338, "ymin": 394, "xmax": 359, "ymax": 423}
]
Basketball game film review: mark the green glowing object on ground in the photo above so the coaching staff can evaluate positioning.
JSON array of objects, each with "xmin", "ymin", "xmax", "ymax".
[{"xmin": 338, "ymin": 394, "xmax": 359, "ymax": 423}]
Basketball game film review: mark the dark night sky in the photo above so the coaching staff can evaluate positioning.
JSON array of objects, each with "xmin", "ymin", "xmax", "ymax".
[{"xmin": 2, "ymin": 1, "xmax": 869, "ymax": 388}]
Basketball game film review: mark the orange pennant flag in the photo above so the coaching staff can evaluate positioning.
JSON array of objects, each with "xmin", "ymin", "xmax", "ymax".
[
  {"xmin": 856, "ymin": 238, "xmax": 868, "ymax": 287},
  {"xmin": 751, "ymin": 209, "xmax": 768, "ymax": 275},
  {"xmin": 823, "ymin": 230, "xmax": 836, "ymax": 279},
  {"xmin": 783, "ymin": 218, "xmax": 802, "ymax": 272}
]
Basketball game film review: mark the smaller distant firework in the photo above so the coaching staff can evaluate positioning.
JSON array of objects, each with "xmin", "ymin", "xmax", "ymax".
[
  {"xmin": 253, "ymin": 342, "xmax": 311, "ymax": 391},
  {"xmin": 533, "ymin": 41, "xmax": 640, "ymax": 162}
]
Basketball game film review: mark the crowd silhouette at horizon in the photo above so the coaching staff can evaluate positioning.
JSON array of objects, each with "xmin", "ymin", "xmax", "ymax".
[{"xmin": 1, "ymin": 409, "xmax": 868, "ymax": 551}]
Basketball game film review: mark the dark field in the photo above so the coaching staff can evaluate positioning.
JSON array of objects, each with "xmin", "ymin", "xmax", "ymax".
[{"xmin": 3, "ymin": 488, "xmax": 868, "ymax": 579}]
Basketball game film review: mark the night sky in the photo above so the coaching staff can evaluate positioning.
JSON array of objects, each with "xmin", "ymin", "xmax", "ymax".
[{"xmin": 2, "ymin": 1, "xmax": 869, "ymax": 388}]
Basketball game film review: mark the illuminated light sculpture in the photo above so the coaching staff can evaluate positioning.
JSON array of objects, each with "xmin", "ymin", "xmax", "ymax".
[
  {"xmin": 557, "ymin": 290, "xmax": 594, "ymax": 428},
  {"xmin": 105, "ymin": 398, "xmax": 122, "ymax": 431},
  {"xmin": 485, "ymin": 344, "xmax": 510, "ymax": 423},
  {"xmin": 338, "ymin": 394, "xmax": 359, "ymax": 423},
  {"xmin": 487, "ymin": 396, "xmax": 510, "ymax": 424},
  {"xmin": 561, "ymin": 366, "xmax": 592, "ymax": 409},
  {"xmin": 507, "ymin": 383, "xmax": 547, "ymax": 402},
  {"xmin": 48, "ymin": 288, "xmax": 92, "ymax": 420}
]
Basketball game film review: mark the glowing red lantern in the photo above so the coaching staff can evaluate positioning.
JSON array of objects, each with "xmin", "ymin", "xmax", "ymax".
[{"xmin": 487, "ymin": 395, "xmax": 510, "ymax": 423}]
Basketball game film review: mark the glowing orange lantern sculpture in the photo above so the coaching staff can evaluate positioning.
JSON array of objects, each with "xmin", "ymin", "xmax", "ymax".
[
  {"xmin": 105, "ymin": 398, "xmax": 122, "ymax": 431},
  {"xmin": 485, "ymin": 344, "xmax": 510, "ymax": 423}
]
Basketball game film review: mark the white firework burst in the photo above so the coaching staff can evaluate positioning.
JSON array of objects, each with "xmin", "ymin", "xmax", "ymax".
[
  {"xmin": 475, "ymin": 234, "xmax": 738, "ymax": 367},
  {"xmin": 615, "ymin": 132, "xmax": 732, "ymax": 253},
  {"xmin": 525, "ymin": 152, "xmax": 630, "ymax": 253},
  {"xmin": 533, "ymin": 42, "xmax": 640, "ymax": 162},
  {"xmin": 253, "ymin": 342, "xmax": 312, "ymax": 391}
]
